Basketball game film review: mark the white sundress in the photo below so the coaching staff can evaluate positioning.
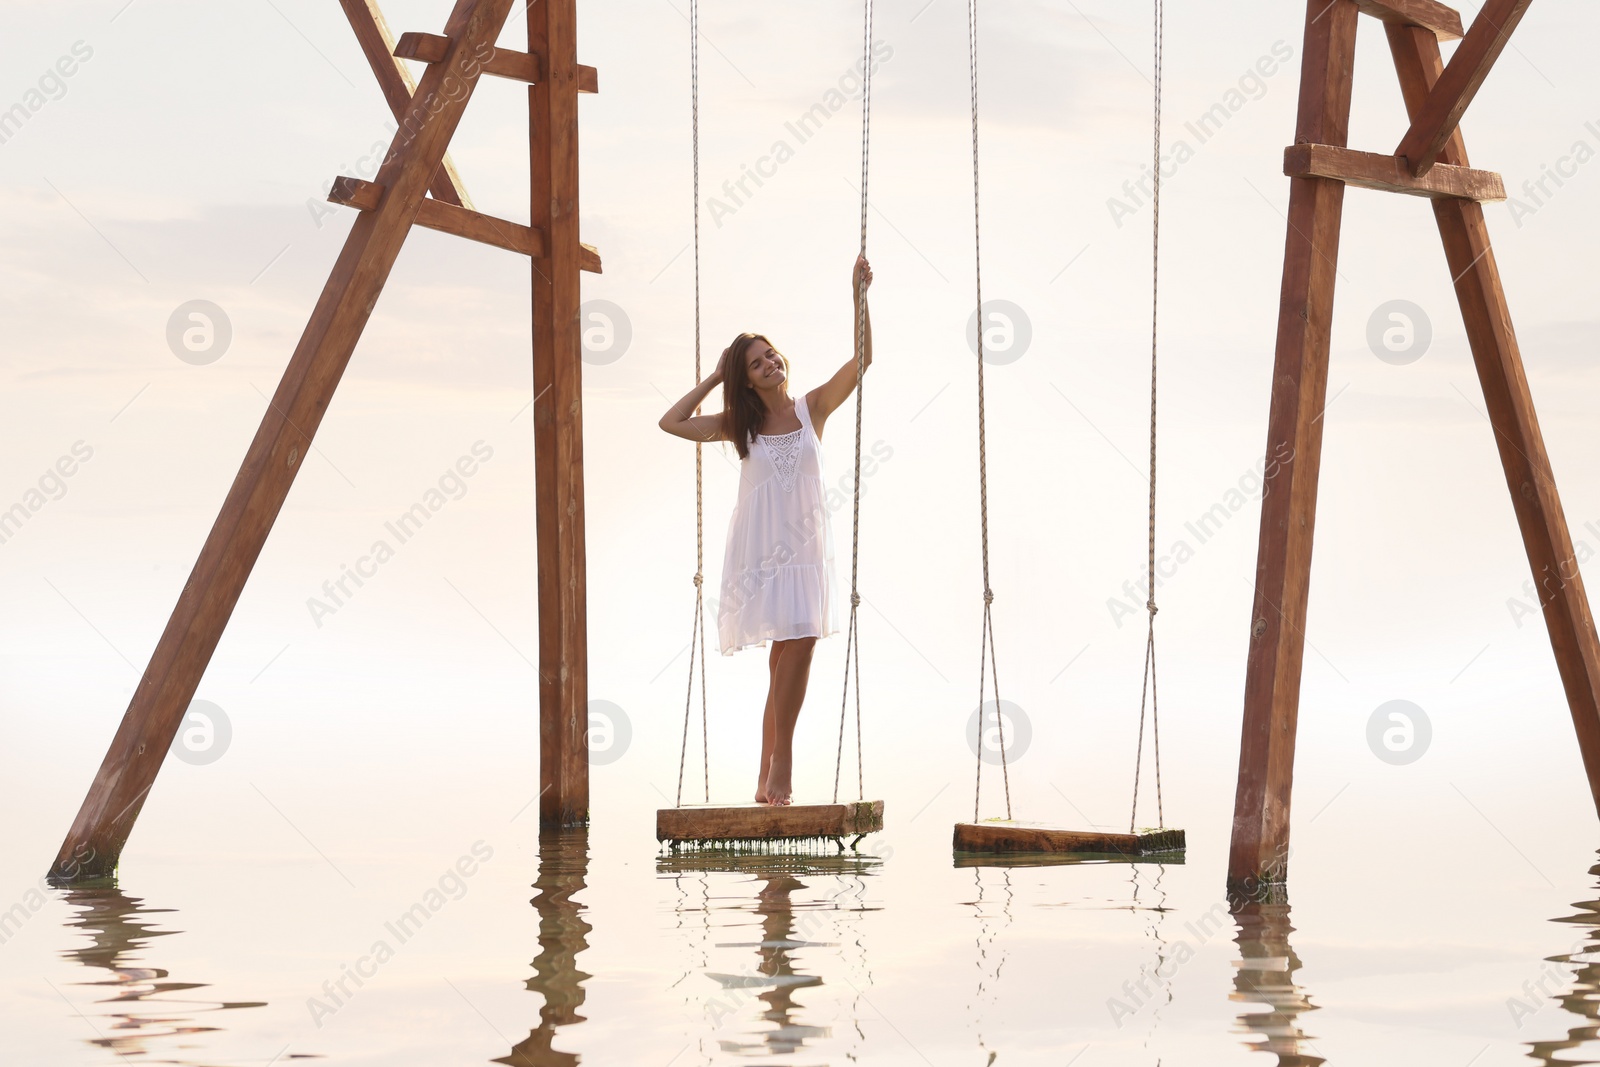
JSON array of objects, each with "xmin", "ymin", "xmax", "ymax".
[{"xmin": 717, "ymin": 392, "xmax": 838, "ymax": 655}]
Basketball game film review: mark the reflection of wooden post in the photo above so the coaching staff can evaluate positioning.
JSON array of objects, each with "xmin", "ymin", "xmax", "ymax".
[
  {"xmin": 1230, "ymin": 901, "xmax": 1323, "ymax": 1066},
  {"xmin": 496, "ymin": 830, "xmax": 591, "ymax": 1067},
  {"xmin": 48, "ymin": 0, "xmax": 514, "ymax": 884},
  {"xmin": 1228, "ymin": 0, "xmax": 1358, "ymax": 894},
  {"xmin": 1231, "ymin": 0, "xmax": 1600, "ymax": 896},
  {"xmin": 530, "ymin": 0, "xmax": 590, "ymax": 828}
]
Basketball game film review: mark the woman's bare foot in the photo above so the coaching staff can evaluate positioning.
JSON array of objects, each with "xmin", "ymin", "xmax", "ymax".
[
  {"xmin": 754, "ymin": 785, "xmax": 771, "ymax": 804},
  {"xmin": 762, "ymin": 759, "xmax": 793, "ymax": 805}
]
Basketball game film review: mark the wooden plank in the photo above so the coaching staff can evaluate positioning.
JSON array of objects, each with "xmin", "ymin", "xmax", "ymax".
[
  {"xmin": 336, "ymin": 0, "xmax": 473, "ymax": 208},
  {"xmin": 953, "ymin": 822, "xmax": 1184, "ymax": 856},
  {"xmin": 1389, "ymin": 23, "xmax": 1600, "ymax": 819},
  {"xmin": 396, "ymin": 31, "xmax": 598, "ymax": 92},
  {"xmin": 330, "ymin": 175, "xmax": 544, "ymax": 256},
  {"xmin": 1283, "ymin": 143, "xmax": 1504, "ymax": 201},
  {"xmin": 1227, "ymin": 0, "xmax": 1360, "ymax": 898},
  {"xmin": 328, "ymin": 174, "xmax": 383, "ymax": 211},
  {"xmin": 330, "ymin": 176, "xmax": 602, "ymax": 271},
  {"xmin": 953, "ymin": 850, "xmax": 1187, "ymax": 869},
  {"xmin": 48, "ymin": 0, "xmax": 514, "ymax": 884},
  {"xmin": 531, "ymin": 0, "xmax": 589, "ymax": 829},
  {"xmin": 658, "ymin": 802, "xmax": 885, "ymax": 842},
  {"xmin": 1354, "ymin": 0, "xmax": 1464, "ymax": 39},
  {"xmin": 1395, "ymin": 0, "xmax": 1533, "ymax": 175}
]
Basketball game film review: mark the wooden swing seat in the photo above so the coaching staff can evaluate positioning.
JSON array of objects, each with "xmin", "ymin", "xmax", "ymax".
[
  {"xmin": 953, "ymin": 821, "xmax": 1184, "ymax": 858},
  {"xmin": 952, "ymin": 849, "xmax": 1185, "ymax": 869},
  {"xmin": 657, "ymin": 800, "xmax": 884, "ymax": 845}
]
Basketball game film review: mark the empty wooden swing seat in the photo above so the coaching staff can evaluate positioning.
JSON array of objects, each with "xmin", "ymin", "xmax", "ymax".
[
  {"xmin": 947, "ymin": 0, "xmax": 1186, "ymax": 873},
  {"xmin": 953, "ymin": 821, "xmax": 1185, "ymax": 859},
  {"xmin": 658, "ymin": 801, "xmax": 884, "ymax": 850}
]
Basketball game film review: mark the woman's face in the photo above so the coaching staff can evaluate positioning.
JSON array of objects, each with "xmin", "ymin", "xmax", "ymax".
[{"xmin": 745, "ymin": 341, "xmax": 785, "ymax": 389}]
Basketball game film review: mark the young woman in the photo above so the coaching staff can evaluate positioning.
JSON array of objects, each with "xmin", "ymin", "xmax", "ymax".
[{"xmin": 658, "ymin": 254, "xmax": 874, "ymax": 805}]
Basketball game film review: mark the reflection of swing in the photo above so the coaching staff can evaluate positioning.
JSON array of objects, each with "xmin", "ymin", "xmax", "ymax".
[
  {"xmin": 952, "ymin": 0, "xmax": 1184, "ymax": 861},
  {"xmin": 656, "ymin": 0, "xmax": 884, "ymax": 851},
  {"xmin": 657, "ymin": 851, "xmax": 884, "ymax": 1059}
]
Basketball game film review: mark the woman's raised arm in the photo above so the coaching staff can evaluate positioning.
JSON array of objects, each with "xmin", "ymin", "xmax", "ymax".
[
  {"xmin": 659, "ymin": 361, "xmax": 728, "ymax": 442},
  {"xmin": 807, "ymin": 255, "xmax": 874, "ymax": 430}
]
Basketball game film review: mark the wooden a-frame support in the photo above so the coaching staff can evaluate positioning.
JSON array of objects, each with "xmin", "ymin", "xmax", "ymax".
[
  {"xmin": 49, "ymin": 0, "xmax": 600, "ymax": 884},
  {"xmin": 1229, "ymin": 0, "xmax": 1600, "ymax": 895}
]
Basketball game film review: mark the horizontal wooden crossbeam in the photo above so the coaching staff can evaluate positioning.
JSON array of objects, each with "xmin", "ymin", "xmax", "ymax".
[
  {"xmin": 1396, "ymin": 0, "xmax": 1533, "ymax": 175},
  {"xmin": 395, "ymin": 31, "xmax": 598, "ymax": 92},
  {"xmin": 329, "ymin": 176, "xmax": 602, "ymax": 271},
  {"xmin": 1354, "ymin": 0, "xmax": 1464, "ymax": 40},
  {"xmin": 1284, "ymin": 142, "xmax": 1505, "ymax": 201}
]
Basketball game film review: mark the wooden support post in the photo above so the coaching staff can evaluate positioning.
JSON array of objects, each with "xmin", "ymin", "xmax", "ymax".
[
  {"xmin": 48, "ymin": 0, "xmax": 514, "ymax": 884},
  {"xmin": 1231, "ymin": 0, "xmax": 1600, "ymax": 897},
  {"xmin": 529, "ymin": 0, "xmax": 590, "ymax": 829},
  {"xmin": 1227, "ymin": 0, "xmax": 1359, "ymax": 896},
  {"xmin": 1389, "ymin": 23, "xmax": 1600, "ymax": 813}
]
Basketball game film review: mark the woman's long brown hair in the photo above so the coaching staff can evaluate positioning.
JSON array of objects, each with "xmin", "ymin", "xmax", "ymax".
[{"xmin": 721, "ymin": 331, "xmax": 789, "ymax": 460}]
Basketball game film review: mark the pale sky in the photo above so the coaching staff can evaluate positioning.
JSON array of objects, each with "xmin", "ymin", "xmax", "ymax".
[{"xmin": 4, "ymin": 0, "xmax": 1600, "ymax": 910}]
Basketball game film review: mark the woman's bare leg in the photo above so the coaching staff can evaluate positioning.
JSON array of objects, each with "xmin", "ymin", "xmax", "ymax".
[
  {"xmin": 755, "ymin": 642, "xmax": 781, "ymax": 803},
  {"xmin": 763, "ymin": 636, "xmax": 816, "ymax": 805}
]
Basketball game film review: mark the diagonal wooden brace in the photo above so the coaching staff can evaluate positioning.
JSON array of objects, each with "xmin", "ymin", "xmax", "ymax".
[
  {"xmin": 338, "ymin": 0, "xmax": 473, "ymax": 208},
  {"xmin": 1395, "ymin": 0, "xmax": 1533, "ymax": 175},
  {"xmin": 49, "ymin": 0, "xmax": 516, "ymax": 884},
  {"xmin": 1389, "ymin": 21, "xmax": 1600, "ymax": 816}
]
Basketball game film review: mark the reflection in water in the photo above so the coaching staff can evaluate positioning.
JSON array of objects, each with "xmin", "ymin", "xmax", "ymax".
[
  {"xmin": 1230, "ymin": 900, "xmax": 1323, "ymax": 1067},
  {"xmin": 495, "ymin": 829, "xmax": 593, "ymax": 1067},
  {"xmin": 56, "ymin": 887, "xmax": 266, "ymax": 1064},
  {"xmin": 1129, "ymin": 864, "xmax": 1174, "ymax": 1059},
  {"xmin": 1526, "ymin": 858, "xmax": 1600, "ymax": 1064},
  {"xmin": 658, "ymin": 851, "xmax": 882, "ymax": 1063},
  {"xmin": 966, "ymin": 865, "xmax": 1013, "ymax": 1062}
]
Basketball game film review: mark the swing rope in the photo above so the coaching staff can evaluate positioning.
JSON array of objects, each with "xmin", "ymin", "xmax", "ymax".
[
  {"xmin": 676, "ymin": 0, "xmax": 709, "ymax": 809},
  {"xmin": 967, "ymin": 0, "xmax": 1012, "ymax": 825},
  {"xmin": 676, "ymin": 1, "xmax": 873, "ymax": 810},
  {"xmin": 833, "ymin": 0, "xmax": 874, "ymax": 805},
  {"xmin": 1129, "ymin": 0, "xmax": 1166, "ymax": 834}
]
